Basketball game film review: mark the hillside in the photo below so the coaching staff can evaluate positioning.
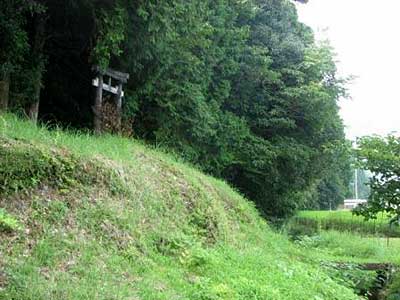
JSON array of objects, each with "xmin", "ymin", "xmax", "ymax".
[{"xmin": 0, "ymin": 114, "xmax": 359, "ymax": 300}]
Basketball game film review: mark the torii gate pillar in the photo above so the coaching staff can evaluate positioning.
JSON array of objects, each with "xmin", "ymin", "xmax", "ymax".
[{"xmin": 92, "ymin": 66, "xmax": 129, "ymax": 134}]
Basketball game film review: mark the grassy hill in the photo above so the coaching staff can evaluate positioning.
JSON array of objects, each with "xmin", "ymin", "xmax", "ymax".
[{"xmin": 0, "ymin": 114, "xmax": 361, "ymax": 300}]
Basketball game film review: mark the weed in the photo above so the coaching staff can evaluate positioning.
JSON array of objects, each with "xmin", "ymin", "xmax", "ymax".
[{"xmin": 0, "ymin": 208, "xmax": 22, "ymax": 233}]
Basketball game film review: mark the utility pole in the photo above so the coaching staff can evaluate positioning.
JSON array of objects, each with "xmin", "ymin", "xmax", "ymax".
[{"xmin": 354, "ymin": 169, "xmax": 359, "ymax": 200}]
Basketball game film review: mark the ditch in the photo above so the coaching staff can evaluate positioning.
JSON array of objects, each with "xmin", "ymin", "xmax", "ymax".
[{"xmin": 323, "ymin": 262, "xmax": 398, "ymax": 300}]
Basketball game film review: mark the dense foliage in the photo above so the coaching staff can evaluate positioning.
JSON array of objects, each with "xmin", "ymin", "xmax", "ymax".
[
  {"xmin": 0, "ymin": 0, "xmax": 350, "ymax": 217},
  {"xmin": 354, "ymin": 136, "xmax": 400, "ymax": 226}
]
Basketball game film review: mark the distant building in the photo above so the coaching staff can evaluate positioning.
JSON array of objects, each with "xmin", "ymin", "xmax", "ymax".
[{"xmin": 343, "ymin": 199, "xmax": 367, "ymax": 210}]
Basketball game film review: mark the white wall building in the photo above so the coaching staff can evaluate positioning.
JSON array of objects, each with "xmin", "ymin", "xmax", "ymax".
[{"xmin": 343, "ymin": 199, "xmax": 367, "ymax": 210}]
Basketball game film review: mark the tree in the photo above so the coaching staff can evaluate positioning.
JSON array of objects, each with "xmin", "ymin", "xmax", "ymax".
[
  {"xmin": 1, "ymin": 0, "xmax": 350, "ymax": 219},
  {"xmin": 0, "ymin": 0, "xmax": 40, "ymax": 112},
  {"xmin": 306, "ymin": 141, "xmax": 352, "ymax": 210},
  {"xmin": 354, "ymin": 136, "xmax": 400, "ymax": 226}
]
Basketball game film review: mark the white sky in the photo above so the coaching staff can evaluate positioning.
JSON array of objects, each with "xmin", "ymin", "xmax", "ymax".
[{"xmin": 295, "ymin": 0, "xmax": 400, "ymax": 140}]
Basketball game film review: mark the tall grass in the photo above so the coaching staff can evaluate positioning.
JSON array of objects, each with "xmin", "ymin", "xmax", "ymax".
[
  {"xmin": 0, "ymin": 113, "xmax": 146, "ymax": 161},
  {"xmin": 295, "ymin": 230, "xmax": 400, "ymax": 263},
  {"xmin": 289, "ymin": 210, "xmax": 400, "ymax": 238}
]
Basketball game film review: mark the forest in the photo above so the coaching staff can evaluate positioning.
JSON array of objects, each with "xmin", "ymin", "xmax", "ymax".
[{"xmin": 0, "ymin": 0, "xmax": 351, "ymax": 218}]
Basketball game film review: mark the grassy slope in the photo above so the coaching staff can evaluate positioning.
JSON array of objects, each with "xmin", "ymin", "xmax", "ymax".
[{"xmin": 0, "ymin": 114, "xmax": 360, "ymax": 300}]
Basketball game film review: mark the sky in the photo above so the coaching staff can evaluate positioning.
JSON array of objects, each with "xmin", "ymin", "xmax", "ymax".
[{"xmin": 295, "ymin": 0, "xmax": 400, "ymax": 140}]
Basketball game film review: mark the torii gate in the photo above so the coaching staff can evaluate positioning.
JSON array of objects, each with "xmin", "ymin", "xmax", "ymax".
[{"xmin": 92, "ymin": 66, "xmax": 130, "ymax": 134}]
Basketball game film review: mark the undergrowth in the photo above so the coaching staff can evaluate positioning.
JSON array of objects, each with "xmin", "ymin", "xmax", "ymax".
[
  {"xmin": 387, "ymin": 272, "xmax": 400, "ymax": 300},
  {"xmin": 0, "ymin": 208, "xmax": 22, "ymax": 233}
]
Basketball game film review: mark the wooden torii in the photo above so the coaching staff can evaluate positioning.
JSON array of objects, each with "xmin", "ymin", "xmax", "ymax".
[{"xmin": 92, "ymin": 66, "xmax": 130, "ymax": 134}]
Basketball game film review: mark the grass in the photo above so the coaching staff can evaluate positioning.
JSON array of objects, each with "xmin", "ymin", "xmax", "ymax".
[
  {"xmin": 293, "ymin": 230, "xmax": 400, "ymax": 299},
  {"xmin": 0, "ymin": 114, "xmax": 362, "ymax": 300},
  {"xmin": 288, "ymin": 210, "xmax": 400, "ymax": 237},
  {"xmin": 288, "ymin": 211, "xmax": 400, "ymax": 299},
  {"xmin": 387, "ymin": 272, "xmax": 400, "ymax": 300},
  {"xmin": 294, "ymin": 231, "xmax": 400, "ymax": 263}
]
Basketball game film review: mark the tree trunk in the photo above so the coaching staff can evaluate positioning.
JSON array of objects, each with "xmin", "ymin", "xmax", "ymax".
[
  {"xmin": 0, "ymin": 74, "xmax": 10, "ymax": 112},
  {"xmin": 28, "ymin": 101, "xmax": 40, "ymax": 122},
  {"xmin": 26, "ymin": 12, "xmax": 47, "ymax": 123}
]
